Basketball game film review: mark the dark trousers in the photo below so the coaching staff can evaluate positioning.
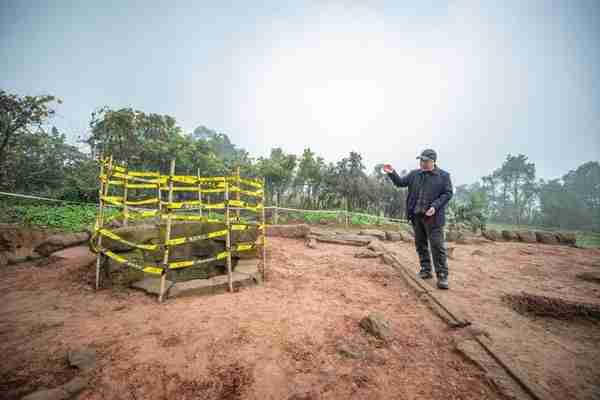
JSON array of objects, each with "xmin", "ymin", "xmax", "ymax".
[{"xmin": 411, "ymin": 215, "xmax": 448, "ymax": 277}]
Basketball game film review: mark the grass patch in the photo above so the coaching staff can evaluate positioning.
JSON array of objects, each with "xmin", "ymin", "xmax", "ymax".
[{"xmin": 0, "ymin": 202, "xmax": 118, "ymax": 232}]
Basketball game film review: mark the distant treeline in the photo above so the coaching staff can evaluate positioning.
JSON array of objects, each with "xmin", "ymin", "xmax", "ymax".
[{"xmin": 1, "ymin": 90, "xmax": 598, "ymax": 231}]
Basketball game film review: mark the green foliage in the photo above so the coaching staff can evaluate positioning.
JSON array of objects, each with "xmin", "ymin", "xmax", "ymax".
[
  {"xmin": 0, "ymin": 203, "xmax": 115, "ymax": 232},
  {"xmin": 448, "ymin": 188, "xmax": 489, "ymax": 233}
]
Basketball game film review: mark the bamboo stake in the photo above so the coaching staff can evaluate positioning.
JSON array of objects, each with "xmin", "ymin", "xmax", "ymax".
[
  {"xmin": 95, "ymin": 155, "xmax": 112, "ymax": 290},
  {"xmin": 197, "ymin": 168, "xmax": 203, "ymax": 218},
  {"xmin": 225, "ymin": 180, "xmax": 233, "ymax": 292},
  {"xmin": 261, "ymin": 177, "xmax": 267, "ymax": 281},
  {"xmin": 122, "ymin": 163, "xmax": 129, "ymax": 227},
  {"xmin": 235, "ymin": 166, "xmax": 240, "ymax": 220},
  {"xmin": 159, "ymin": 159, "xmax": 176, "ymax": 303}
]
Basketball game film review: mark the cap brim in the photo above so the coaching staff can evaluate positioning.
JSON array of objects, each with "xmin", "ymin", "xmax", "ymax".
[{"xmin": 417, "ymin": 156, "xmax": 433, "ymax": 161}]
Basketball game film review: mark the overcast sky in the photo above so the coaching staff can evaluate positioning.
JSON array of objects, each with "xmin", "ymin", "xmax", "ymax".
[{"xmin": 2, "ymin": 1, "xmax": 599, "ymax": 185}]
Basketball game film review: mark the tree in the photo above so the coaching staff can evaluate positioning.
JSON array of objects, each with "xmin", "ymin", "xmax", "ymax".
[
  {"xmin": 482, "ymin": 154, "xmax": 536, "ymax": 224},
  {"xmin": 256, "ymin": 148, "xmax": 297, "ymax": 206},
  {"xmin": 0, "ymin": 90, "xmax": 60, "ymax": 189}
]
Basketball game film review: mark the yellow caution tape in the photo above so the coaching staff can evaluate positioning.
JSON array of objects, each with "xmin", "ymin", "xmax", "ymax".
[
  {"xmin": 198, "ymin": 176, "xmax": 227, "ymax": 183},
  {"xmin": 229, "ymin": 187, "xmax": 264, "ymax": 197},
  {"xmin": 126, "ymin": 198, "xmax": 159, "ymax": 205},
  {"xmin": 129, "ymin": 171, "xmax": 160, "ymax": 177},
  {"xmin": 101, "ymin": 196, "xmax": 124, "ymax": 206},
  {"xmin": 239, "ymin": 188, "xmax": 264, "ymax": 197},
  {"xmin": 166, "ymin": 200, "xmax": 203, "ymax": 209},
  {"xmin": 112, "ymin": 165, "xmax": 126, "ymax": 173},
  {"xmin": 163, "ymin": 214, "xmax": 221, "ymax": 222},
  {"xmin": 199, "ymin": 188, "xmax": 226, "ymax": 194},
  {"xmin": 169, "ymin": 260, "xmax": 194, "ymax": 269},
  {"xmin": 204, "ymin": 203, "xmax": 226, "ymax": 210},
  {"xmin": 143, "ymin": 266, "xmax": 164, "ymax": 275},
  {"xmin": 126, "ymin": 183, "xmax": 159, "ymax": 189},
  {"xmin": 113, "ymin": 172, "xmax": 164, "ymax": 184},
  {"xmin": 166, "ymin": 229, "xmax": 228, "ymax": 246},
  {"xmin": 239, "ymin": 178, "xmax": 263, "ymax": 188},
  {"xmin": 228, "ymin": 199, "xmax": 246, "ymax": 207},
  {"xmin": 129, "ymin": 209, "xmax": 160, "ymax": 219},
  {"xmin": 98, "ymin": 228, "xmax": 159, "ymax": 250},
  {"xmin": 236, "ymin": 243, "xmax": 255, "ymax": 252},
  {"xmin": 171, "ymin": 175, "xmax": 197, "ymax": 185},
  {"xmin": 160, "ymin": 186, "xmax": 199, "ymax": 192},
  {"xmin": 102, "ymin": 250, "xmax": 163, "ymax": 275},
  {"xmin": 168, "ymin": 250, "xmax": 229, "ymax": 269}
]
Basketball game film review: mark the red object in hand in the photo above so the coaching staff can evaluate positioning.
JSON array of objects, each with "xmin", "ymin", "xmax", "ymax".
[{"xmin": 383, "ymin": 164, "xmax": 394, "ymax": 174}]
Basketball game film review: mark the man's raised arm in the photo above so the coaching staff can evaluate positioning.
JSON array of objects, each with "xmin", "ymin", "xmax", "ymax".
[{"xmin": 383, "ymin": 164, "xmax": 411, "ymax": 188}]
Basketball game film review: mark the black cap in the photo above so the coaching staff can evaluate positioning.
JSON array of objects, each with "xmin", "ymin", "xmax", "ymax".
[{"xmin": 417, "ymin": 149, "xmax": 437, "ymax": 162}]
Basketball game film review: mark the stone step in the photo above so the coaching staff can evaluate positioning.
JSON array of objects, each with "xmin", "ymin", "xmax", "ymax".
[{"xmin": 131, "ymin": 259, "xmax": 261, "ymax": 299}]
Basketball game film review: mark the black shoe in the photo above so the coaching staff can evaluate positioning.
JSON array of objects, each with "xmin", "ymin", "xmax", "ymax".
[
  {"xmin": 418, "ymin": 270, "xmax": 433, "ymax": 280},
  {"xmin": 437, "ymin": 275, "xmax": 449, "ymax": 289}
]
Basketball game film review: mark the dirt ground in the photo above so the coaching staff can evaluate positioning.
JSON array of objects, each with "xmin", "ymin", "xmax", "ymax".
[
  {"xmin": 0, "ymin": 232, "xmax": 599, "ymax": 400},
  {"xmin": 388, "ymin": 239, "xmax": 600, "ymax": 400}
]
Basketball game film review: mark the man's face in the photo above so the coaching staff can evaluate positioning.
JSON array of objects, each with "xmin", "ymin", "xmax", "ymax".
[{"xmin": 419, "ymin": 159, "xmax": 435, "ymax": 170}]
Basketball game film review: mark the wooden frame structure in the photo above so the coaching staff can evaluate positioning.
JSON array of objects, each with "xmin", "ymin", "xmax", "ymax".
[{"xmin": 93, "ymin": 156, "xmax": 266, "ymax": 302}]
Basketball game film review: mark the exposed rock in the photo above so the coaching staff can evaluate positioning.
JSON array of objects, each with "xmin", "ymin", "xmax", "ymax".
[
  {"xmin": 402, "ymin": 230, "xmax": 414, "ymax": 241},
  {"xmin": 381, "ymin": 253, "xmax": 395, "ymax": 265},
  {"xmin": 502, "ymin": 230, "xmax": 518, "ymax": 241},
  {"xmin": 354, "ymin": 249, "xmax": 383, "ymax": 258},
  {"xmin": 34, "ymin": 232, "xmax": 91, "ymax": 257},
  {"xmin": 555, "ymin": 231, "xmax": 577, "ymax": 246},
  {"xmin": 359, "ymin": 312, "xmax": 392, "ymax": 342},
  {"xmin": 316, "ymin": 235, "xmax": 371, "ymax": 246},
  {"xmin": 576, "ymin": 272, "xmax": 600, "ymax": 284},
  {"xmin": 446, "ymin": 230, "xmax": 464, "ymax": 242},
  {"xmin": 308, "ymin": 228, "xmax": 330, "ymax": 237},
  {"xmin": 359, "ymin": 229, "xmax": 387, "ymax": 241},
  {"xmin": 62, "ymin": 376, "xmax": 89, "ymax": 395},
  {"xmin": 305, "ymin": 237, "xmax": 317, "ymax": 249},
  {"xmin": 265, "ymin": 224, "xmax": 310, "ymax": 238},
  {"xmin": 535, "ymin": 231, "xmax": 559, "ymax": 245},
  {"xmin": 20, "ymin": 376, "xmax": 88, "ymax": 400},
  {"xmin": 366, "ymin": 240, "xmax": 386, "ymax": 253},
  {"xmin": 21, "ymin": 387, "xmax": 68, "ymax": 400},
  {"xmin": 447, "ymin": 246, "xmax": 456, "ymax": 259},
  {"xmin": 455, "ymin": 237, "xmax": 472, "ymax": 245},
  {"xmin": 385, "ymin": 231, "xmax": 403, "ymax": 242},
  {"xmin": 68, "ymin": 347, "xmax": 96, "ymax": 371},
  {"xmin": 337, "ymin": 343, "xmax": 364, "ymax": 359},
  {"xmin": 482, "ymin": 229, "xmax": 501, "ymax": 241},
  {"xmin": 471, "ymin": 249, "xmax": 486, "ymax": 257},
  {"xmin": 516, "ymin": 231, "xmax": 537, "ymax": 243}
]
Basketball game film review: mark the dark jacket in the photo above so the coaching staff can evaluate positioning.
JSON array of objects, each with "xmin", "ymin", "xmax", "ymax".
[{"xmin": 386, "ymin": 167, "xmax": 453, "ymax": 227}]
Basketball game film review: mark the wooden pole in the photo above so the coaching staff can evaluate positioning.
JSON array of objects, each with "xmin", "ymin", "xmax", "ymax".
[
  {"xmin": 122, "ymin": 163, "xmax": 129, "ymax": 227},
  {"xmin": 225, "ymin": 180, "xmax": 233, "ymax": 292},
  {"xmin": 159, "ymin": 159, "xmax": 176, "ymax": 303},
  {"xmin": 157, "ymin": 171, "xmax": 162, "ymax": 212},
  {"xmin": 261, "ymin": 177, "xmax": 267, "ymax": 281},
  {"xmin": 95, "ymin": 155, "xmax": 111, "ymax": 290},
  {"xmin": 197, "ymin": 168, "xmax": 203, "ymax": 218},
  {"xmin": 235, "ymin": 166, "xmax": 240, "ymax": 220}
]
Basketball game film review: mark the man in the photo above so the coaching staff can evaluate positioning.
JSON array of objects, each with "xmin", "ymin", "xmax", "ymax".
[{"xmin": 383, "ymin": 149, "xmax": 453, "ymax": 289}]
